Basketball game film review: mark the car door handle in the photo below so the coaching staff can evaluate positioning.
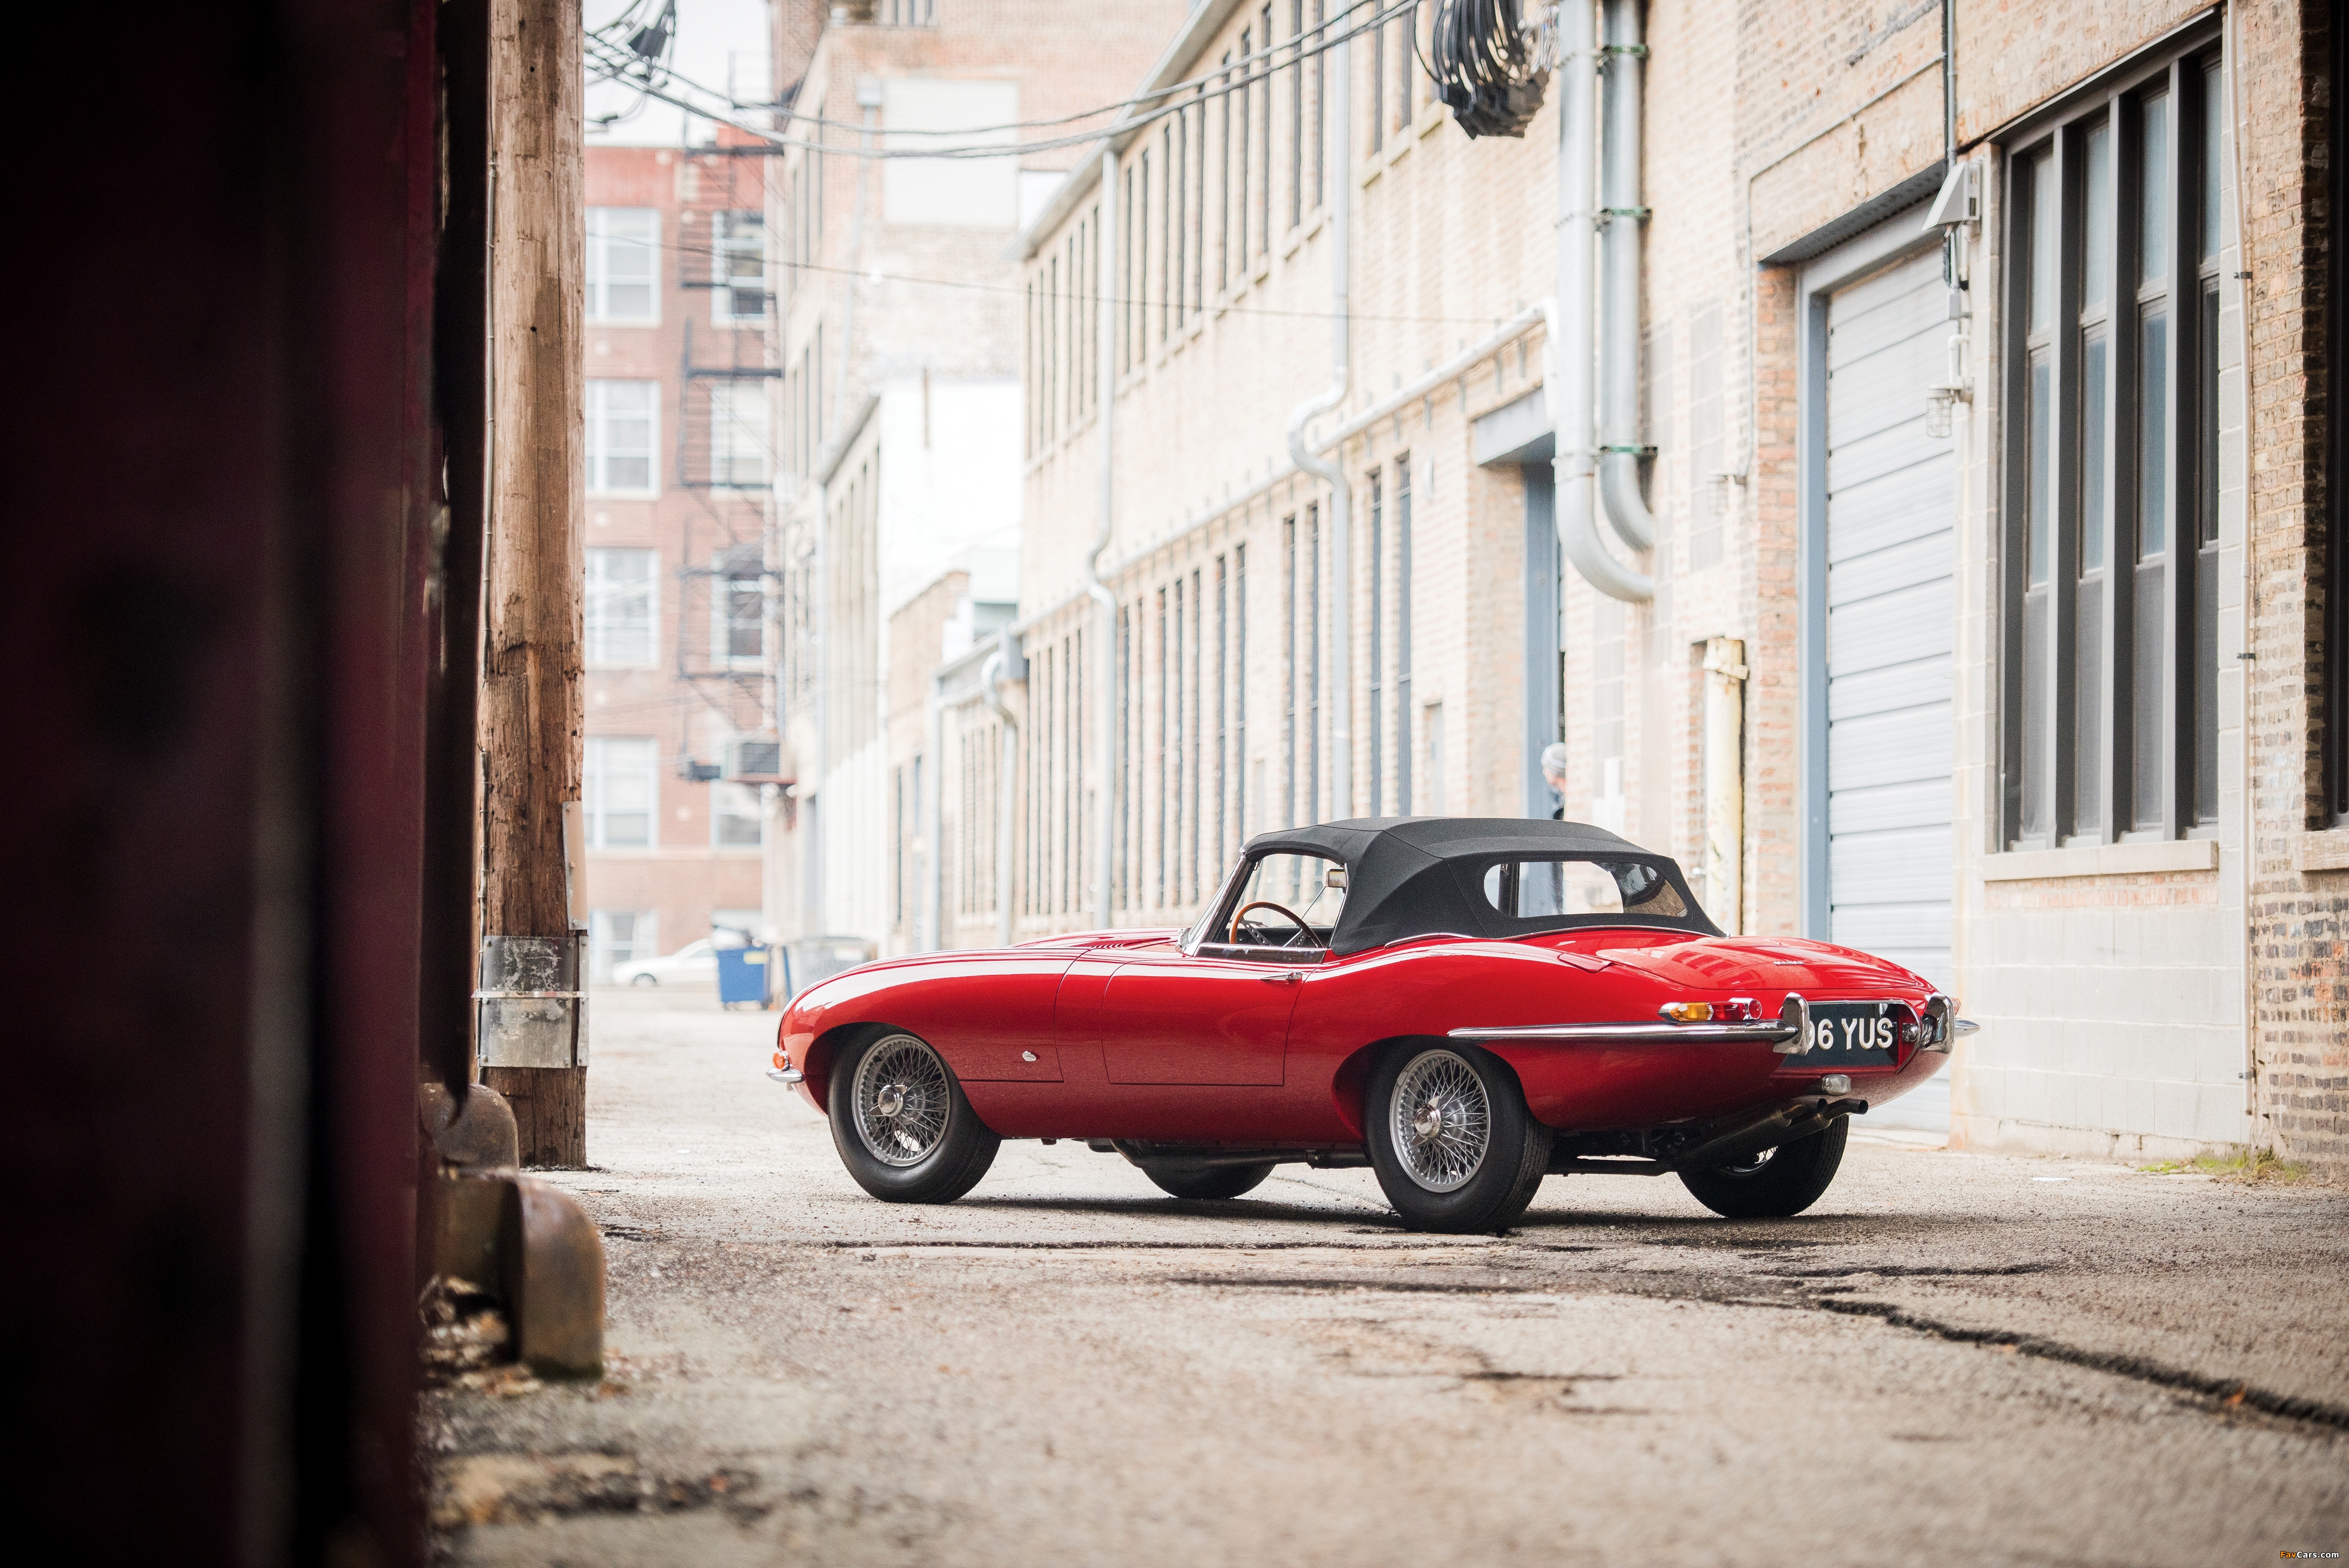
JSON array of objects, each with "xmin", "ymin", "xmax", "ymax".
[{"xmin": 1260, "ymin": 971, "xmax": 1301, "ymax": 985}]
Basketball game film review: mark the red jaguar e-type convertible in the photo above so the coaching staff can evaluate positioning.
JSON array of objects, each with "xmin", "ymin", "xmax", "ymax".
[{"xmin": 770, "ymin": 818, "xmax": 1967, "ymax": 1232}]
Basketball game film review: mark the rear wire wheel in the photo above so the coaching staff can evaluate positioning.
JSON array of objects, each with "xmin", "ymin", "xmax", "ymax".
[
  {"xmin": 1678, "ymin": 1117, "xmax": 1849, "ymax": 1219},
  {"xmin": 1366, "ymin": 1044, "xmax": 1552, "ymax": 1233},
  {"xmin": 827, "ymin": 1031, "xmax": 999, "ymax": 1203},
  {"xmin": 1144, "ymin": 1162, "xmax": 1277, "ymax": 1201}
]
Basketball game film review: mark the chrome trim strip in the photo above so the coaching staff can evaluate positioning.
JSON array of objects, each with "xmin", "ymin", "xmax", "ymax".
[
  {"xmin": 1448, "ymin": 1021, "xmax": 1796, "ymax": 1045},
  {"xmin": 765, "ymin": 1067, "xmax": 804, "ymax": 1085}
]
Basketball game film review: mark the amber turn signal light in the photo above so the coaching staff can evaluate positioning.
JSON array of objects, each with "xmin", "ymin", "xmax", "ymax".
[{"xmin": 1658, "ymin": 997, "xmax": 1761, "ymax": 1024}]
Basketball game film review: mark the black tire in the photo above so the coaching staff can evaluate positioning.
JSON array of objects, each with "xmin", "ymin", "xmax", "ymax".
[
  {"xmin": 1366, "ymin": 1043, "xmax": 1553, "ymax": 1233},
  {"xmin": 827, "ymin": 1030, "xmax": 1000, "ymax": 1203},
  {"xmin": 1678, "ymin": 1117, "xmax": 1849, "ymax": 1219},
  {"xmin": 1144, "ymin": 1162, "xmax": 1277, "ymax": 1201},
  {"xmin": 630, "ymin": 974, "xmax": 658, "ymax": 988}
]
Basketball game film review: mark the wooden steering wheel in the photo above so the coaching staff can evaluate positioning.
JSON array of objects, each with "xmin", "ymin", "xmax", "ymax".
[{"xmin": 1229, "ymin": 899, "xmax": 1324, "ymax": 948}]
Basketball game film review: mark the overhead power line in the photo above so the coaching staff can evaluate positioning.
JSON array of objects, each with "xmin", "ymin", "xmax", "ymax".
[{"xmin": 586, "ymin": 0, "xmax": 1428, "ymax": 162}]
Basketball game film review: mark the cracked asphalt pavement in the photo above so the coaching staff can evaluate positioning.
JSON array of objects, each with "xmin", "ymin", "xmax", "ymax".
[{"xmin": 426, "ymin": 990, "xmax": 2347, "ymax": 1567}]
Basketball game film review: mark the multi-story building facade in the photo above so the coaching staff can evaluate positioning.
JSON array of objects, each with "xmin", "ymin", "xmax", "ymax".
[
  {"xmin": 764, "ymin": 0, "xmax": 1186, "ymax": 950},
  {"xmin": 581, "ymin": 136, "xmax": 777, "ymax": 978},
  {"xmin": 983, "ymin": 0, "xmax": 2343, "ymax": 1166}
]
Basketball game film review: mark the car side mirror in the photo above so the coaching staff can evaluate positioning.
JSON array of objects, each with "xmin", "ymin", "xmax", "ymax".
[{"xmin": 1325, "ymin": 867, "xmax": 1348, "ymax": 889}]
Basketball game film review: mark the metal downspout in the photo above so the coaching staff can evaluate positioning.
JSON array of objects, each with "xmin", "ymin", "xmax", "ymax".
[
  {"xmin": 1554, "ymin": 0, "xmax": 1651, "ymax": 603},
  {"xmin": 1285, "ymin": 23, "xmax": 1354, "ymax": 813},
  {"xmin": 1597, "ymin": 0, "xmax": 1656, "ymax": 556},
  {"xmin": 1087, "ymin": 147, "xmax": 1118, "ymax": 928},
  {"xmin": 980, "ymin": 635, "xmax": 1019, "ymax": 947}
]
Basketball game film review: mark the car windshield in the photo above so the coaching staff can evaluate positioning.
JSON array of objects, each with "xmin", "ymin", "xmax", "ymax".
[
  {"xmin": 1480, "ymin": 857, "xmax": 1688, "ymax": 920},
  {"xmin": 1220, "ymin": 852, "xmax": 1346, "ymax": 949}
]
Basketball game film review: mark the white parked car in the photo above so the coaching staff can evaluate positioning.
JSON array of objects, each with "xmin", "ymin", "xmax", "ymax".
[{"xmin": 612, "ymin": 937, "xmax": 719, "ymax": 988}]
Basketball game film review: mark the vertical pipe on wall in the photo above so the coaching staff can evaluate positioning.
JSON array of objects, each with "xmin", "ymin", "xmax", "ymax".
[
  {"xmin": 1596, "ymin": 0, "xmax": 1656, "ymax": 555},
  {"xmin": 1553, "ymin": 0, "xmax": 1652, "ymax": 604},
  {"xmin": 1702, "ymin": 637, "xmax": 1748, "ymax": 932}
]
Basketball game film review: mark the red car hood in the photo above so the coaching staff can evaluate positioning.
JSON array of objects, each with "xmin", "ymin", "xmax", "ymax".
[{"xmin": 1589, "ymin": 934, "xmax": 1926, "ymax": 994}]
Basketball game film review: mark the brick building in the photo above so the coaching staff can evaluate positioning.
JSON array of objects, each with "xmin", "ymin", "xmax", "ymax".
[
  {"xmin": 975, "ymin": 0, "xmax": 2343, "ymax": 1165},
  {"xmin": 580, "ymin": 137, "xmax": 776, "ymax": 979},
  {"xmin": 763, "ymin": 0, "xmax": 1186, "ymax": 951}
]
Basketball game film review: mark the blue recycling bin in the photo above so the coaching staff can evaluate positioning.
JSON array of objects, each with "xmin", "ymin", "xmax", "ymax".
[{"xmin": 715, "ymin": 944, "xmax": 772, "ymax": 1008}]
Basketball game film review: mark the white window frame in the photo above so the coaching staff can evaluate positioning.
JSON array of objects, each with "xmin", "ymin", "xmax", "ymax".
[
  {"xmin": 587, "ymin": 207, "xmax": 661, "ymax": 325},
  {"xmin": 587, "ymin": 379, "xmax": 661, "ymax": 497},
  {"xmin": 706, "ymin": 381, "xmax": 770, "ymax": 490},
  {"xmin": 585, "ymin": 547, "xmax": 659, "ymax": 669},
  {"xmin": 711, "ymin": 210, "xmax": 769, "ymax": 325},
  {"xmin": 711, "ymin": 547, "xmax": 768, "ymax": 667},
  {"xmin": 584, "ymin": 735, "xmax": 658, "ymax": 848}
]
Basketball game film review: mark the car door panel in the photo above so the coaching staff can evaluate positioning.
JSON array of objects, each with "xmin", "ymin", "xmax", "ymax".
[{"xmin": 1098, "ymin": 951, "xmax": 1302, "ymax": 1085}]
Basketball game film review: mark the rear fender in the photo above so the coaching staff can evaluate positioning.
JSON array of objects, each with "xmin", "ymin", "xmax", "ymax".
[{"xmin": 1334, "ymin": 1035, "xmax": 1530, "ymax": 1142}]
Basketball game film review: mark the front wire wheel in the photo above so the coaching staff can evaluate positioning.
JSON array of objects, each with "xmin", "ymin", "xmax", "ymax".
[
  {"xmin": 1367, "ymin": 1044, "xmax": 1551, "ymax": 1233},
  {"xmin": 827, "ymin": 1030, "xmax": 999, "ymax": 1203}
]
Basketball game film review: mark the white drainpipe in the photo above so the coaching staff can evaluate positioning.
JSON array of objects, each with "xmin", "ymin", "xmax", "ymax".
[
  {"xmin": 1597, "ymin": 0, "xmax": 1657, "ymax": 556},
  {"xmin": 1086, "ymin": 147, "xmax": 1119, "ymax": 928},
  {"xmin": 1554, "ymin": 0, "xmax": 1651, "ymax": 603},
  {"xmin": 980, "ymin": 634, "xmax": 1020, "ymax": 947},
  {"xmin": 1285, "ymin": 23, "xmax": 1354, "ymax": 816}
]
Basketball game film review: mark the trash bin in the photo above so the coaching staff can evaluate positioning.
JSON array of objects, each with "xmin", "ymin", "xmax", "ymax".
[
  {"xmin": 715, "ymin": 944, "xmax": 772, "ymax": 1008},
  {"xmin": 778, "ymin": 936, "xmax": 877, "ymax": 1002}
]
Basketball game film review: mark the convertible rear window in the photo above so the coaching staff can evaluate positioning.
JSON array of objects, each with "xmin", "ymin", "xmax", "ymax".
[{"xmin": 1480, "ymin": 858, "xmax": 1688, "ymax": 920}]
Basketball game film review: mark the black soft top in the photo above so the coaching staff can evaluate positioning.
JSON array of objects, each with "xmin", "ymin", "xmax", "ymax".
[{"xmin": 1236, "ymin": 817, "xmax": 1721, "ymax": 954}]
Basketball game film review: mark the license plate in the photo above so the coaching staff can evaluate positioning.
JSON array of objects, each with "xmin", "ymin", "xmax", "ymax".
[{"xmin": 1803, "ymin": 1002, "xmax": 1903, "ymax": 1065}]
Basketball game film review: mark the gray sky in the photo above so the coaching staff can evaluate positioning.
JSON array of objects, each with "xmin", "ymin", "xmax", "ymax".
[{"xmin": 587, "ymin": 0, "xmax": 772, "ymax": 147}]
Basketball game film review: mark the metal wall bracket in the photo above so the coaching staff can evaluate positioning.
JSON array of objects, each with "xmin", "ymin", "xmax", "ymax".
[{"xmin": 475, "ymin": 933, "xmax": 588, "ymax": 1069}]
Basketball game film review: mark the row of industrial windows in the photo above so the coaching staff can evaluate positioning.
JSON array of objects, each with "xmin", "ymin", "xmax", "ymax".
[
  {"xmin": 1022, "ymin": 3, "xmax": 1431, "ymax": 455},
  {"xmin": 585, "ymin": 206, "xmax": 769, "ymax": 326},
  {"xmin": 584, "ymin": 548, "xmax": 765, "ymax": 670},
  {"xmin": 584, "ymin": 379, "xmax": 770, "ymax": 495},
  {"xmin": 2003, "ymin": 46, "xmax": 2226, "ymax": 849},
  {"xmin": 581, "ymin": 736, "xmax": 763, "ymax": 850}
]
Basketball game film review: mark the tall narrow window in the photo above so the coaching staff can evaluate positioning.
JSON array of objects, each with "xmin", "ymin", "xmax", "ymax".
[
  {"xmin": 1284, "ymin": 514, "xmax": 1298, "ymax": 829},
  {"xmin": 2131, "ymin": 90, "xmax": 2172, "ymax": 832},
  {"xmin": 1189, "ymin": 568, "xmax": 1204, "ymax": 899},
  {"xmin": 584, "ymin": 736, "xmax": 656, "ymax": 848},
  {"xmin": 1311, "ymin": 1, "xmax": 1326, "ymax": 210},
  {"xmin": 1368, "ymin": 469, "xmax": 1385, "ymax": 814},
  {"xmin": 2193, "ymin": 59, "xmax": 2223, "ymax": 825},
  {"xmin": 708, "ymin": 382, "xmax": 769, "ymax": 489},
  {"xmin": 1173, "ymin": 116, "xmax": 1187, "ymax": 327},
  {"xmin": 1288, "ymin": 1, "xmax": 1304, "ymax": 230},
  {"xmin": 1220, "ymin": 53, "xmax": 1234, "ymax": 294},
  {"xmin": 1192, "ymin": 90, "xmax": 1207, "ymax": 316},
  {"xmin": 1216, "ymin": 555, "xmax": 1229, "ymax": 870},
  {"xmin": 1235, "ymin": 543, "xmax": 1249, "ymax": 842},
  {"xmin": 585, "ymin": 548, "xmax": 657, "ymax": 668},
  {"xmin": 1395, "ymin": 457, "xmax": 1414, "ymax": 812},
  {"xmin": 711, "ymin": 210, "xmax": 768, "ymax": 323},
  {"xmin": 1156, "ymin": 587, "xmax": 1169, "ymax": 907},
  {"xmin": 1260, "ymin": 5, "xmax": 1275, "ymax": 252},
  {"xmin": 586, "ymin": 380, "xmax": 658, "ymax": 496},
  {"xmin": 1121, "ymin": 164, "xmax": 1135, "ymax": 373},
  {"xmin": 2003, "ymin": 44, "xmax": 2225, "ymax": 849},
  {"xmin": 1371, "ymin": 19, "xmax": 1386, "ymax": 154},
  {"xmin": 1308, "ymin": 503, "xmax": 1322, "ymax": 825},
  {"xmin": 586, "ymin": 207, "xmax": 659, "ymax": 323},
  {"xmin": 1172, "ymin": 577, "xmax": 1186, "ymax": 902}
]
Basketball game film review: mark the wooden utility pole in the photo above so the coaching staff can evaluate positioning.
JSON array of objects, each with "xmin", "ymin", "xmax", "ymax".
[{"xmin": 477, "ymin": 0, "xmax": 587, "ymax": 1167}]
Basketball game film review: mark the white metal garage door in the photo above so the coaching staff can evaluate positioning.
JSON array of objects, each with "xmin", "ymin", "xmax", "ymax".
[{"xmin": 1825, "ymin": 248, "xmax": 1954, "ymax": 995}]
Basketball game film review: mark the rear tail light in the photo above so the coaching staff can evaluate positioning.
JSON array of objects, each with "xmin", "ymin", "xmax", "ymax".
[{"xmin": 1660, "ymin": 997, "xmax": 1759, "ymax": 1024}]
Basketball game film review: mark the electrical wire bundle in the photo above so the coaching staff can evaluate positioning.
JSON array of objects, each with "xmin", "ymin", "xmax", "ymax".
[{"xmin": 1426, "ymin": 0, "xmax": 1555, "ymax": 139}]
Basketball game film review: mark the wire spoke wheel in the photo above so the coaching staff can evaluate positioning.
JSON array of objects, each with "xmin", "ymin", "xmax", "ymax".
[
  {"xmin": 852, "ymin": 1034, "xmax": 952, "ymax": 1166},
  {"xmin": 1389, "ymin": 1049, "xmax": 1492, "ymax": 1192}
]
